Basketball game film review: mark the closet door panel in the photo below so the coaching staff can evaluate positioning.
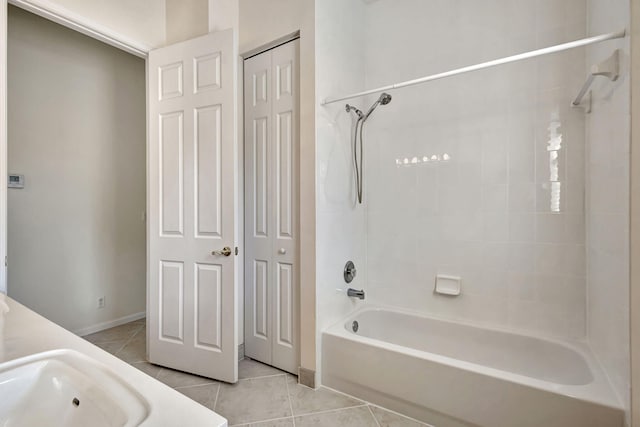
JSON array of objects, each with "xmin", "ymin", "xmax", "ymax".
[
  {"xmin": 244, "ymin": 51, "xmax": 273, "ymax": 364},
  {"xmin": 270, "ymin": 40, "xmax": 299, "ymax": 374}
]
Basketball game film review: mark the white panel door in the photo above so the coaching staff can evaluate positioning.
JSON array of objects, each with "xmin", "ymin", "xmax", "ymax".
[
  {"xmin": 244, "ymin": 40, "xmax": 299, "ymax": 375},
  {"xmin": 149, "ymin": 29, "xmax": 237, "ymax": 383}
]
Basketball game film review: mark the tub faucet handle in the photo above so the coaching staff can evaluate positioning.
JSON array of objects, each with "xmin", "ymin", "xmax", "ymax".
[
  {"xmin": 347, "ymin": 288, "xmax": 365, "ymax": 300},
  {"xmin": 344, "ymin": 261, "xmax": 357, "ymax": 283}
]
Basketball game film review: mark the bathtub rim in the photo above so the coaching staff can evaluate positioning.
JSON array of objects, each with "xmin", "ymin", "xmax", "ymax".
[{"xmin": 323, "ymin": 304, "xmax": 623, "ymax": 411}]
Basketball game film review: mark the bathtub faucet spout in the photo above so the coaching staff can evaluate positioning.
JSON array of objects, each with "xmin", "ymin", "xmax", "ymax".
[{"xmin": 347, "ymin": 288, "xmax": 365, "ymax": 300}]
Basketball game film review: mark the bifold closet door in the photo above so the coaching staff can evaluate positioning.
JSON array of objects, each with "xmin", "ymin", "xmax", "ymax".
[{"xmin": 244, "ymin": 40, "xmax": 299, "ymax": 375}]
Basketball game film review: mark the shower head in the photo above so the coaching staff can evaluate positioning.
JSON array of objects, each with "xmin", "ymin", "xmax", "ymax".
[
  {"xmin": 345, "ymin": 104, "xmax": 364, "ymax": 119},
  {"xmin": 363, "ymin": 92, "xmax": 392, "ymax": 120},
  {"xmin": 348, "ymin": 93, "xmax": 392, "ymax": 205}
]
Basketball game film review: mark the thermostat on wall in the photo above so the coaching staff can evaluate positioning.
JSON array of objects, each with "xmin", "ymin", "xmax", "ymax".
[{"xmin": 8, "ymin": 174, "xmax": 24, "ymax": 189}]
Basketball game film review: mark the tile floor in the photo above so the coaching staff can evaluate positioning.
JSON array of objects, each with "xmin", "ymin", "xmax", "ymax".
[{"xmin": 83, "ymin": 320, "xmax": 428, "ymax": 427}]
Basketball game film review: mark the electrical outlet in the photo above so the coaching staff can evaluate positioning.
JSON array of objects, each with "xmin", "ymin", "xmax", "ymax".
[{"xmin": 97, "ymin": 296, "xmax": 105, "ymax": 309}]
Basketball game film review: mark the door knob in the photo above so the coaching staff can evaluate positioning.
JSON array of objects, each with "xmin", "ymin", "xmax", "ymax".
[
  {"xmin": 278, "ymin": 248, "xmax": 286, "ymax": 255},
  {"xmin": 212, "ymin": 247, "xmax": 232, "ymax": 257}
]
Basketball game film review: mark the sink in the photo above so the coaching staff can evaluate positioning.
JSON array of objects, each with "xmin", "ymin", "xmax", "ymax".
[{"xmin": 0, "ymin": 349, "xmax": 150, "ymax": 427}]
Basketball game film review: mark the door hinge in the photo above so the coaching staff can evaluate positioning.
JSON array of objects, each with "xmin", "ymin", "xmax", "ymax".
[{"xmin": 4, "ymin": 256, "xmax": 6, "ymax": 267}]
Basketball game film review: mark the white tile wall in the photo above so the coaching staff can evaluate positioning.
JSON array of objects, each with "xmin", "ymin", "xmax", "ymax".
[
  {"xmin": 360, "ymin": 0, "xmax": 588, "ymax": 339},
  {"xmin": 586, "ymin": 0, "xmax": 630, "ymax": 416},
  {"xmin": 316, "ymin": 3, "xmax": 629, "ymax": 411}
]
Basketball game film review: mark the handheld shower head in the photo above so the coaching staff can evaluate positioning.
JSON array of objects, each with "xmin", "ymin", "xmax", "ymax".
[
  {"xmin": 363, "ymin": 92, "xmax": 392, "ymax": 120},
  {"xmin": 346, "ymin": 93, "xmax": 392, "ymax": 205}
]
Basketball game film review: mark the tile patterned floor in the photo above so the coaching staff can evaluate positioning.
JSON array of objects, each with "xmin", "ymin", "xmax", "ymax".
[{"xmin": 83, "ymin": 321, "xmax": 429, "ymax": 427}]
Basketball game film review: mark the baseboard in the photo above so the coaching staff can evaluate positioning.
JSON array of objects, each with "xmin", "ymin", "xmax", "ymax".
[
  {"xmin": 298, "ymin": 366, "xmax": 316, "ymax": 389},
  {"xmin": 238, "ymin": 343, "xmax": 245, "ymax": 361},
  {"xmin": 74, "ymin": 311, "xmax": 146, "ymax": 337}
]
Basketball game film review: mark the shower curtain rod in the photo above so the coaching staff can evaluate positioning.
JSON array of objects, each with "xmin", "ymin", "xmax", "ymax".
[{"xmin": 321, "ymin": 29, "xmax": 626, "ymax": 105}]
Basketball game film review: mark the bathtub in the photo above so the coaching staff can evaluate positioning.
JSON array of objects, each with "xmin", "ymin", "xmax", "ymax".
[{"xmin": 322, "ymin": 306, "xmax": 624, "ymax": 427}]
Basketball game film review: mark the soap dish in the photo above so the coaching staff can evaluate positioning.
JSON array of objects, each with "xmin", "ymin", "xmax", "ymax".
[{"xmin": 434, "ymin": 274, "xmax": 461, "ymax": 296}]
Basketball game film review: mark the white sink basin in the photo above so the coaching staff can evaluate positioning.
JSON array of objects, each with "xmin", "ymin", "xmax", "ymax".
[{"xmin": 0, "ymin": 349, "xmax": 150, "ymax": 427}]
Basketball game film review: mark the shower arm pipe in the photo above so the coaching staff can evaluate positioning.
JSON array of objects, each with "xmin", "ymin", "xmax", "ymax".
[{"xmin": 321, "ymin": 29, "xmax": 626, "ymax": 106}]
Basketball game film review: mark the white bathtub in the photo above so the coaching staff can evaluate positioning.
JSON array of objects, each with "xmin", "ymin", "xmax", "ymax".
[{"xmin": 322, "ymin": 307, "xmax": 624, "ymax": 427}]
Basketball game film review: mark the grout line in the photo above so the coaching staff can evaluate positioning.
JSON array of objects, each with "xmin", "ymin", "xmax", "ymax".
[
  {"xmin": 366, "ymin": 402, "xmax": 434, "ymax": 427},
  {"xmin": 174, "ymin": 382, "xmax": 220, "ymax": 391},
  {"xmin": 113, "ymin": 336, "xmax": 140, "ymax": 361},
  {"xmin": 83, "ymin": 321, "xmax": 146, "ymax": 363},
  {"xmin": 112, "ymin": 340, "xmax": 130, "ymax": 356},
  {"xmin": 94, "ymin": 340, "xmax": 128, "ymax": 355},
  {"xmin": 293, "ymin": 403, "xmax": 369, "ymax": 420},
  {"xmin": 367, "ymin": 405, "xmax": 382, "ymax": 427},
  {"xmin": 238, "ymin": 372, "xmax": 288, "ymax": 381},
  {"xmin": 284, "ymin": 372, "xmax": 296, "ymax": 426},
  {"xmin": 160, "ymin": 376, "xmax": 218, "ymax": 388},
  {"xmin": 237, "ymin": 416, "xmax": 295, "ymax": 426},
  {"xmin": 110, "ymin": 324, "xmax": 144, "ymax": 357},
  {"xmin": 229, "ymin": 416, "xmax": 295, "ymax": 427},
  {"xmin": 321, "ymin": 384, "xmax": 431, "ymax": 426},
  {"xmin": 317, "ymin": 384, "xmax": 367, "ymax": 405},
  {"xmin": 212, "ymin": 383, "xmax": 221, "ymax": 410}
]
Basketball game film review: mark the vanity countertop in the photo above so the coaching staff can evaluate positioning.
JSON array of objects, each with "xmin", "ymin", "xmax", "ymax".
[{"xmin": 0, "ymin": 296, "xmax": 227, "ymax": 427}]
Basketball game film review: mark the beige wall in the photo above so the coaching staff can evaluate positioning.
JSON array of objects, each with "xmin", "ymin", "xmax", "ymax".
[
  {"xmin": 238, "ymin": 0, "xmax": 317, "ymax": 376},
  {"xmin": 208, "ymin": 0, "xmax": 238, "ymax": 32},
  {"xmin": 7, "ymin": 6, "xmax": 146, "ymax": 333},
  {"xmin": 631, "ymin": 0, "xmax": 640, "ymax": 424},
  {"xmin": 166, "ymin": 0, "xmax": 209, "ymax": 45},
  {"xmin": 238, "ymin": 0, "xmax": 307, "ymax": 53}
]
